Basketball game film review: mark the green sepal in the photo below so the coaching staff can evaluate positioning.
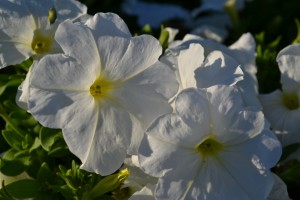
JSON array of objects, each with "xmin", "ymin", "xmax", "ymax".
[
  {"xmin": 84, "ymin": 168, "xmax": 129, "ymax": 199},
  {"xmin": 159, "ymin": 26, "xmax": 169, "ymax": 51}
]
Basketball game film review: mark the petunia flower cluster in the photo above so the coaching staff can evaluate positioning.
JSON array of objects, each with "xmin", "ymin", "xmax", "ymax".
[{"xmin": 0, "ymin": 0, "xmax": 295, "ymax": 199}]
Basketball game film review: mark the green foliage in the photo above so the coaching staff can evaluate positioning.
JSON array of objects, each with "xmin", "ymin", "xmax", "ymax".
[
  {"xmin": 255, "ymin": 32, "xmax": 282, "ymax": 94},
  {"xmin": 1, "ymin": 179, "xmax": 40, "ymax": 199}
]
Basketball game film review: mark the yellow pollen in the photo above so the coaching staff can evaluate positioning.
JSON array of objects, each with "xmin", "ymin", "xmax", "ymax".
[
  {"xmin": 196, "ymin": 136, "xmax": 224, "ymax": 158},
  {"xmin": 282, "ymin": 92, "xmax": 300, "ymax": 110},
  {"xmin": 31, "ymin": 30, "xmax": 52, "ymax": 54},
  {"xmin": 89, "ymin": 77, "xmax": 119, "ymax": 99}
]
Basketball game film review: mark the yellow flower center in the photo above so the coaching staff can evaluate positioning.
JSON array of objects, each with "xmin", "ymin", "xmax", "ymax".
[
  {"xmin": 282, "ymin": 92, "xmax": 300, "ymax": 110},
  {"xmin": 196, "ymin": 135, "xmax": 224, "ymax": 158},
  {"xmin": 31, "ymin": 30, "xmax": 53, "ymax": 54},
  {"xmin": 90, "ymin": 77, "xmax": 119, "ymax": 100}
]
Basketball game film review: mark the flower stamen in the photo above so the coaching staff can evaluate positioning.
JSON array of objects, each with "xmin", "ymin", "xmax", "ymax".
[
  {"xmin": 196, "ymin": 135, "xmax": 223, "ymax": 158},
  {"xmin": 282, "ymin": 92, "xmax": 300, "ymax": 110},
  {"xmin": 31, "ymin": 30, "xmax": 52, "ymax": 54}
]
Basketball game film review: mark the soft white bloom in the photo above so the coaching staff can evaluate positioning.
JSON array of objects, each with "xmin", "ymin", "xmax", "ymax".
[
  {"xmin": 27, "ymin": 13, "xmax": 178, "ymax": 176},
  {"xmin": 260, "ymin": 44, "xmax": 300, "ymax": 147},
  {"xmin": 161, "ymin": 42, "xmax": 243, "ymax": 109},
  {"xmin": 162, "ymin": 33, "xmax": 260, "ymax": 108},
  {"xmin": 0, "ymin": 0, "xmax": 87, "ymax": 68},
  {"xmin": 16, "ymin": 13, "xmax": 123, "ymax": 110},
  {"xmin": 138, "ymin": 85, "xmax": 281, "ymax": 200}
]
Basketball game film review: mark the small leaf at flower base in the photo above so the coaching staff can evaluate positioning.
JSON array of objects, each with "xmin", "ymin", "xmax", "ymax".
[
  {"xmin": 2, "ymin": 179, "xmax": 39, "ymax": 199},
  {"xmin": 14, "ymin": 57, "xmax": 33, "ymax": 71},
  {"xmin": 0, "ymin": 159, "xmax": 27, "ymax": 176}
]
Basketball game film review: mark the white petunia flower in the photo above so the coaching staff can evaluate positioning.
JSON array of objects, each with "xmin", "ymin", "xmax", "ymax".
[
  {"xmin": 15, "ymin": 12, "xmax": 124, "ymax": 111},
  {"xmin": 28, "ymin": 13, "xmax": 178, "ymax": 176},
  {"xmin": 162, "ymin": 33, "xmax": 260, "ymax": 108},
  {"xmin": 138, "ymin": 85, "xmax": 281, "ymax": 200},
  {"xmin": 0, "ymin": 0, "xmax": 87, "ymax": 68},
  {"xmin": 259, "ymin": 44, "xmax": 300, "ymax": 148}
]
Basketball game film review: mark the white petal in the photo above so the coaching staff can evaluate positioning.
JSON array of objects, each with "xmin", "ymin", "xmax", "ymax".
[
  {"xmin": 54, "ymin": 0, "xmax": 87, "ymax": 21},
  {"xmin": 55, "ymin": 20, "xmax": 101, "ymax": 74},
  {"xmin": 229, "ymin": 33, "xmax": 256, "ymax": 73},
  {"xmin": 24, "ymin": 0, "xmax": 54, "ymax": 19},
  {"xmin": 114, "ymin": 61, "xmax": 177, "ymax": 127},
  {"xmin": 139, "ymin": 114, "xmax": 203, "ymax": 177},
  {"xmin": 175, "ymin": 88, "xmax": 210, "ymax": 133},
  {"xmin": 267, "ymin": 173, "xmax": 290, "ymax": 200},
  {"xmin": 98, "ymin": 35, "xmax": 162, "ymax": 81},
  {"xmin": 85, "ymin": 12, "xmax": 131, "ymax": 38},
  {"xmin": 16, "ymin": 62, "xmax": 37, "ymax": 110},
  {"xmin": 0, "ymin": 0, "xmax": 35, "ymax": 68},
  {"xmin": 277, "ymin": 43, "xmax": 300, "ymax": 85},
  {"xmin": 177, "ymin": 43, "xmax": 204, "ymax": 89},
  {"xmin": 259, "ymin": 90, "xmax": 300, "ymax": 136},
  {"xmin": 195, "ymin": 51, "xmax": 243, "ymax": 88},
  {"xmin": 155, "ymin": 161, "xmax": 200, "ymax": 200},
  {"xmin": 216, "ymin": 140, "xmax": 277, "ymax": 199},
  {"xmin": 206, "ymin": 85, "xmax": 265, "ymax": 142},
  {"xmin": 64, "ymin": 103, "xmax": 132, "ymax": 175},
  {"xmin": 28, "ymin": 54, "xmax": 96, "ymax": 128},
  {"xmin": 129, "ymin": 184, "xmax": 155, "ymax": 200}
]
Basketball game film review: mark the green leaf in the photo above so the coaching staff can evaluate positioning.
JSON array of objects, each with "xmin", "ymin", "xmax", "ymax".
[
  {"xmin": 36, "ymin": 163, "xmax": 56, "ymax": 184},
  {"xmin": 39, "ymin": 127, "xmax": 62, "ymax": 151},
  {"xmin": 0, "ymin": 159, "xmax": 27, "ymax": 176},
  {"xmin": 48, "ymin": 146, "xmax": 69, "ymax": 157},
  {"xmin": 29, "ymin": 137, "xmax": 40, "ymax": 153},
  {"xmin": 0, "ymin": 79, "xmax": 22, "ymax": 96},
  {"xmin": 292, "ymin": 18, "xmax": 300, "ymax": 44},
  {"xmin": 2, "ymin": 149, "xmax": 17, "ymax": 161},
  {"xmin": 34, "ymin": 192, "xmax": 60, "ymax": 200},
  {"xmin": 279, "ymin": 160, "xmax": 300, "ymax": 185},
  {"xmin": 2, "ymin": 129, "xmax": 24, "ymax": 150},
  {"xmin": 2, "ymin": 179, "xmax": 39, "ymax": 199}
]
